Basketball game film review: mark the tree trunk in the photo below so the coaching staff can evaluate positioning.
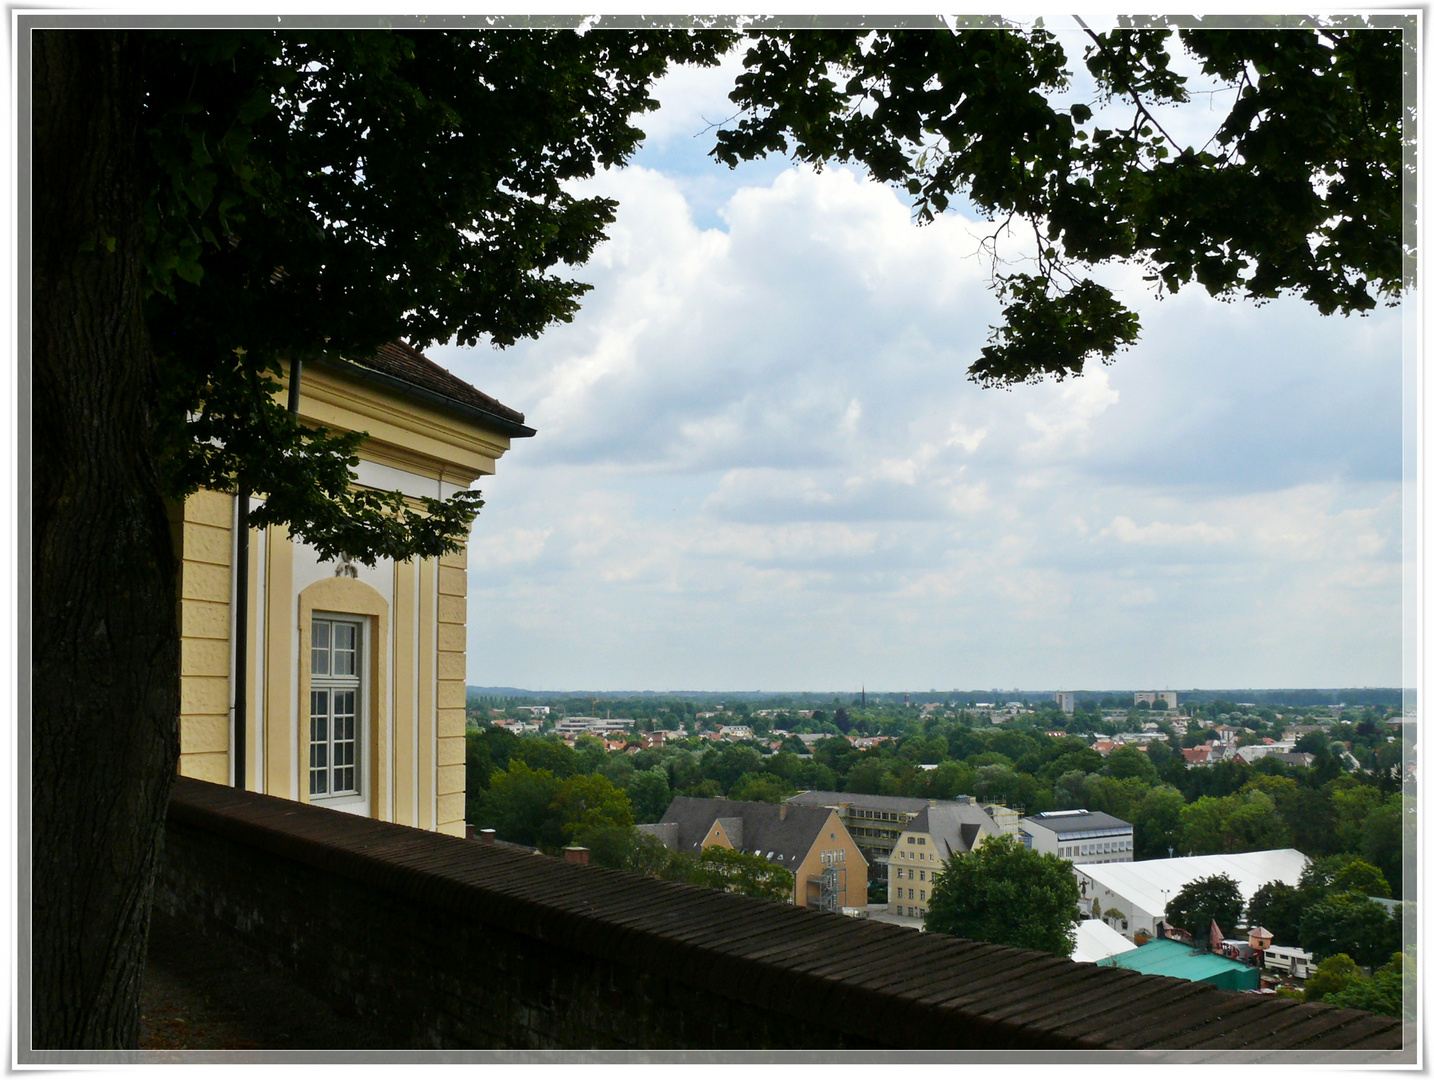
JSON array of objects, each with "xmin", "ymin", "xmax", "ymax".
[{"xmin": 31, "ymin": 30, "xmax": 180, "ymax": 1049}]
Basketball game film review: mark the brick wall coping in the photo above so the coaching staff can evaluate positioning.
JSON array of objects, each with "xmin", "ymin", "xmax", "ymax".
[{"xmin": 167, "ymin": 777, "xmax": 1404, "ymax": 1053}]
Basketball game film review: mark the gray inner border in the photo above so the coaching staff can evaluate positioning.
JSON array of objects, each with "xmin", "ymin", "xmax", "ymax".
[{"xmin": 13, "ymin": 8, "xmax": 1421, "ymax": 1068}]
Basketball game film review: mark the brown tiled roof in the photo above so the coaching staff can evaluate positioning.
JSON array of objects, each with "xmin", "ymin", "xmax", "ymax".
[{"xmin": 331, "ymin": 340, "xmax": 532, "ymax": 434}]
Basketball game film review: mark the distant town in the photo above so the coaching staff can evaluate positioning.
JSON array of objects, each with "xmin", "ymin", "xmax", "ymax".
[{"xmin": 463, "ymin": 686, "xmax": 1413, "ymax": 1018}]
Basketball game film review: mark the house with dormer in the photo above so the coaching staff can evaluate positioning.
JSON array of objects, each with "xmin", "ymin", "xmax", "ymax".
[{"xmin": 642, "ymin": 796, "xmax": 868, "ymax": 910}]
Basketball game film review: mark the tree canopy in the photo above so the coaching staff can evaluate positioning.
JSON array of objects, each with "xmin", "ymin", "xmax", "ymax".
[
  {"xmin": 1163, "ymin": 873, "xmax": 1244, "ymax": 938},
  {"xmin": 715, "ymin": 19, "xmax": 1407, "ymax": 387},
  {"xmin": 141, "ymin": 28, "xmax": 734, "ymax": 563},
  {"xmin": 924, "ymin": 833, "xmax": 1080, "ymax": 956}
]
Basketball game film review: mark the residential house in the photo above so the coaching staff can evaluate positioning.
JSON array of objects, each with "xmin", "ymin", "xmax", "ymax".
[
  {"xmin": 1020, "ymin": 810, "xmax": 1134, "ymax": 865},
  {"xmin": 887, "ymin": 797, "xmax": 999, "ymax": 919},
  {"xmin": 643, "ymin": 796, "xmax": 868, "ymax": 910},
  {"xmin": 172, "ymin": 342, "xmax": 533, "ymax": 835}
]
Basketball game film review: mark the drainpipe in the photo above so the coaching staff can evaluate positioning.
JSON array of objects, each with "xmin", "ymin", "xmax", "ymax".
[
  {"xmin": 233, "ymin": 487, "xmax": 249, "ymax": 789},
  {"xmin": 233, "ymin": 356, "xmax": 303, "ymax": 790}
]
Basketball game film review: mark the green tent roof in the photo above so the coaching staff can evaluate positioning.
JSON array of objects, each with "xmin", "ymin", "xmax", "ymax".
[{"xmin": 1096, "ymin": 938, "xmax": 1260, "ymax": 992}]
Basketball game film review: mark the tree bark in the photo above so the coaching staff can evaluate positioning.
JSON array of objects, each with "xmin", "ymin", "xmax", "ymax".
[{"xmin": 32, "ymin": 30, "xmax": 180, "ymax": 1049}]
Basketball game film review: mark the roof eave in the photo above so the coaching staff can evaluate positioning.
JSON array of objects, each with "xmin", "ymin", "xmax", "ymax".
[{"xmin": 315, "ymin": 353, "xmax": 537, "ymax": 439}]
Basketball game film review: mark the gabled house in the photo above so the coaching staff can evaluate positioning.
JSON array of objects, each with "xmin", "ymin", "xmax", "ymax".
[
  {"xmin": 887, "ymin": 797, "xmax": 998, "ymax": 919},
  {"xmin": 171, "ymin": 342, "xmax": 533, "ymax": 835},
  {"xmin": 643, "ymin": 796, "xmax": 868, "ymax": 910}
]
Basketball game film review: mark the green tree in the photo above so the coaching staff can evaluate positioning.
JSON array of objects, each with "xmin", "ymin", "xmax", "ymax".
[
  {"xmin": 1299, "ymin": 894, "xmax": 1401, "ymax": 967},
  {"xmin": 1322, "ymin": 953, "xmax": 1414, "ymax": 1021},
  {"xmin": 702, "ymin": 743, "xmax": 765, "ymax": 792},
  {"xmin": 923, "ymin": 761, "xmax": 978, "ymax": 800},
  {"xmin": 729, "ymin": 772, "xmax": 792, "ymax": 803},
  {"xmin": 1329, "ymin": 859, "xmax": 1392, "ymax": 899},
  {"xmin": 678, "ymin": 846, "xmax": 795, "ymax": 903},
  {"xmin": 1360, "ymin": 796, "xmax": 1408, "ymax": 897},
  {"xmin": 1084, "ymin": 775, "xmax": 1152, "ymax": 823},
  {"xmin": 621, "ymin": 767, "xmax": 673, "ymax": 824},
  {"xmin": 1102, "ymin": 746, "xmax": 1158, "ymax": 784},
  {"xmin": 1330, "ymin": 781, "xmax": 1388, "ymax": 853},
  {"xmin": 1053, "ymin": 770, "xmax": 1088, "ymax": 810},
  {"xmin": 1245, "ymin": 881, "xmax": 1303, "ymax": 946},
  {"xmin": 1180, "ymin": 789, "xmax": 1289, "ymax": 854},
  {"xmin": 924, "ymin": 834, "xmax": 1080, "ymax": 956},
  {"xmin": 844, "ymin": 757, "xmax": 898, "ymax": 796},
  {"xmin": 464, "ymin": 725, "xmax": 522, "ymax": 821},
  {"xmin": 572, "ymin": 734, "xmax": 609, "ymax": 776},
  {"xmin": 515, "ymin": 737, "xmax": 580, "ymax": 780},
  {"xmin": 478, "ymin": 760, "xmax": 564, "ymax": 847},
  {"xmin": 717, "ymin": 25, "xmax": 1402, "ymax": 387},
  {"xmin": 31, "ymin": 25, "xmax": 732, "ymax": 1046},
  {"xmin": 1129, "ymin": 785, "xmax": 1186, "ymax": 861},
  {"xmin": 548, "ymin": 772, "xmax": 634, "ymax": 848},
  {"xmin": 1302, "ymin": 953, "xmax": 1364, "ymax": 1003},
  {"xmin": 1164, "ymin": 874, "xmax": 1244, "ymax": 938}
]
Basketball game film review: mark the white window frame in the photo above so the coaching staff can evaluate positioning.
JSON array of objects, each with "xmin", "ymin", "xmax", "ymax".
[{"xmin": 309, "ymin": 613, "xmax": 369, "ymax": 807}]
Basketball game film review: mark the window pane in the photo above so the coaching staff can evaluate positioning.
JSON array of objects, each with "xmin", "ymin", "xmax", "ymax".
[
  {"xmin": 332, "ymin": 689, "xmax": 357, "ymax": 794},
  {"xmin": 309, "ymin": 690, "xmax": 329, "ymax": 795},
  {"xmin": 311, "ymin": 621, "xmax": 330, "ymax": 676},
  {"xmin": 333, "ymin": 622, "xmax": 357, "ymax": 676}
]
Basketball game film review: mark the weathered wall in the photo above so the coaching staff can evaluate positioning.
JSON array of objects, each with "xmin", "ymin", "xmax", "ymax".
[{"xmin": 155, "ymin": 777, "xmax": 1405, "ymax": 1054}]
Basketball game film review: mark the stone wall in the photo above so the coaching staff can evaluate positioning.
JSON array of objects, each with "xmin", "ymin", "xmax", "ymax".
[{"xmin": 155, "ymin": 777, "xmax": 1405, "ymax": 1054}]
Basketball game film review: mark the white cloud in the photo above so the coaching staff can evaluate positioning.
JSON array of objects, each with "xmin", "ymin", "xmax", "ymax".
[
  {"xmin": 443, "ymin": 73, "xmax": 1408, "ymax": 692},
  {"xmin": 1101, "ymin": 515, "xmax": 1236, "ymax": 546}
]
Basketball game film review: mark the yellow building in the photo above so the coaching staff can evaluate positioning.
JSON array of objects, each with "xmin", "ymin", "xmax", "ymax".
[
  {"xmin": 645, "ymin": 796, "xmax": 869, "ymax": 910},
  {"xmin": 170, "ymin": 343, "xmax": 532, "ymax": 836},
  {"xmin": 888, "ymin": 798, "xmax": 999, "ymax": 919}
]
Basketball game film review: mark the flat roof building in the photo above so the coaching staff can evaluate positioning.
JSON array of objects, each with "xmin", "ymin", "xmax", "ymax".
[{"xmin": 1020, "ymin": 809, "xmax": 1134, "ymax": 865}]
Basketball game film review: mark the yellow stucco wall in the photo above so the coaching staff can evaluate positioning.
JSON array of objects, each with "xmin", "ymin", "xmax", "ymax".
[
  {"xmin": 793, "ymin": 811, "xmax": 868, "ymax": 909},
  {"xmin": 435, "ymin": 545, "xmax": 468, "ymax": 837},
  {"xmin": 177, "ymin": 489, "xmax": 235, "ymax": 785},
  {"xmin": 174, "ymin": 356, "xmax": 515, "ymax": 835}
]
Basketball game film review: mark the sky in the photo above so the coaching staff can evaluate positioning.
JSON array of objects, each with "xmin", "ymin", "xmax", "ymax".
[{"xmin": 430, "ymin": 29, "xmax": 1415, "ymax": 695}]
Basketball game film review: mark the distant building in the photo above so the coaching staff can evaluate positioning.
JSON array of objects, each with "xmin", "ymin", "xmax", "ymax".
[
  {"xmin": 1020, "ymin": 810, "xmax": 1134, "ymax": 865},
  {"xmin": 1054, "ymin": 692, "xmax": 1077, "ymax": 713},
  {"xmin": 642, "ymin": 796, "xmax": 867, "ymax": 910},
  {"xmin": 553, "ymin": 716, "xmax": 634, "ymax": 736},
  {"xmin": 1134, "ymin": 691, "xmax": 1178, "ymax": 709}
]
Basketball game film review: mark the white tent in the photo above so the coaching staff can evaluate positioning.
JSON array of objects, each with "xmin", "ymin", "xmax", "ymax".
[
  {"xmin": 1074, "ymin": 849, "xmax": 1309, "ymax": 941},
  {"xmin": 1071, "ymin": 919, "xmax": 1139, "ymax": 964}
]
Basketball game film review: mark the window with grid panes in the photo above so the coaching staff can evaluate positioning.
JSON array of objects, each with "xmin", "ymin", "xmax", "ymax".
[{"xmin": 310, "ymin": 616, "xmax": 362, "ymax": 798}]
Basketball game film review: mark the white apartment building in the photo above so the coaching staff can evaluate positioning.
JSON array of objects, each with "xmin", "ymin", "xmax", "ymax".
[{"xmin": 1020, "ymin": 810, "xmax": 1134, "ymax": 865}]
